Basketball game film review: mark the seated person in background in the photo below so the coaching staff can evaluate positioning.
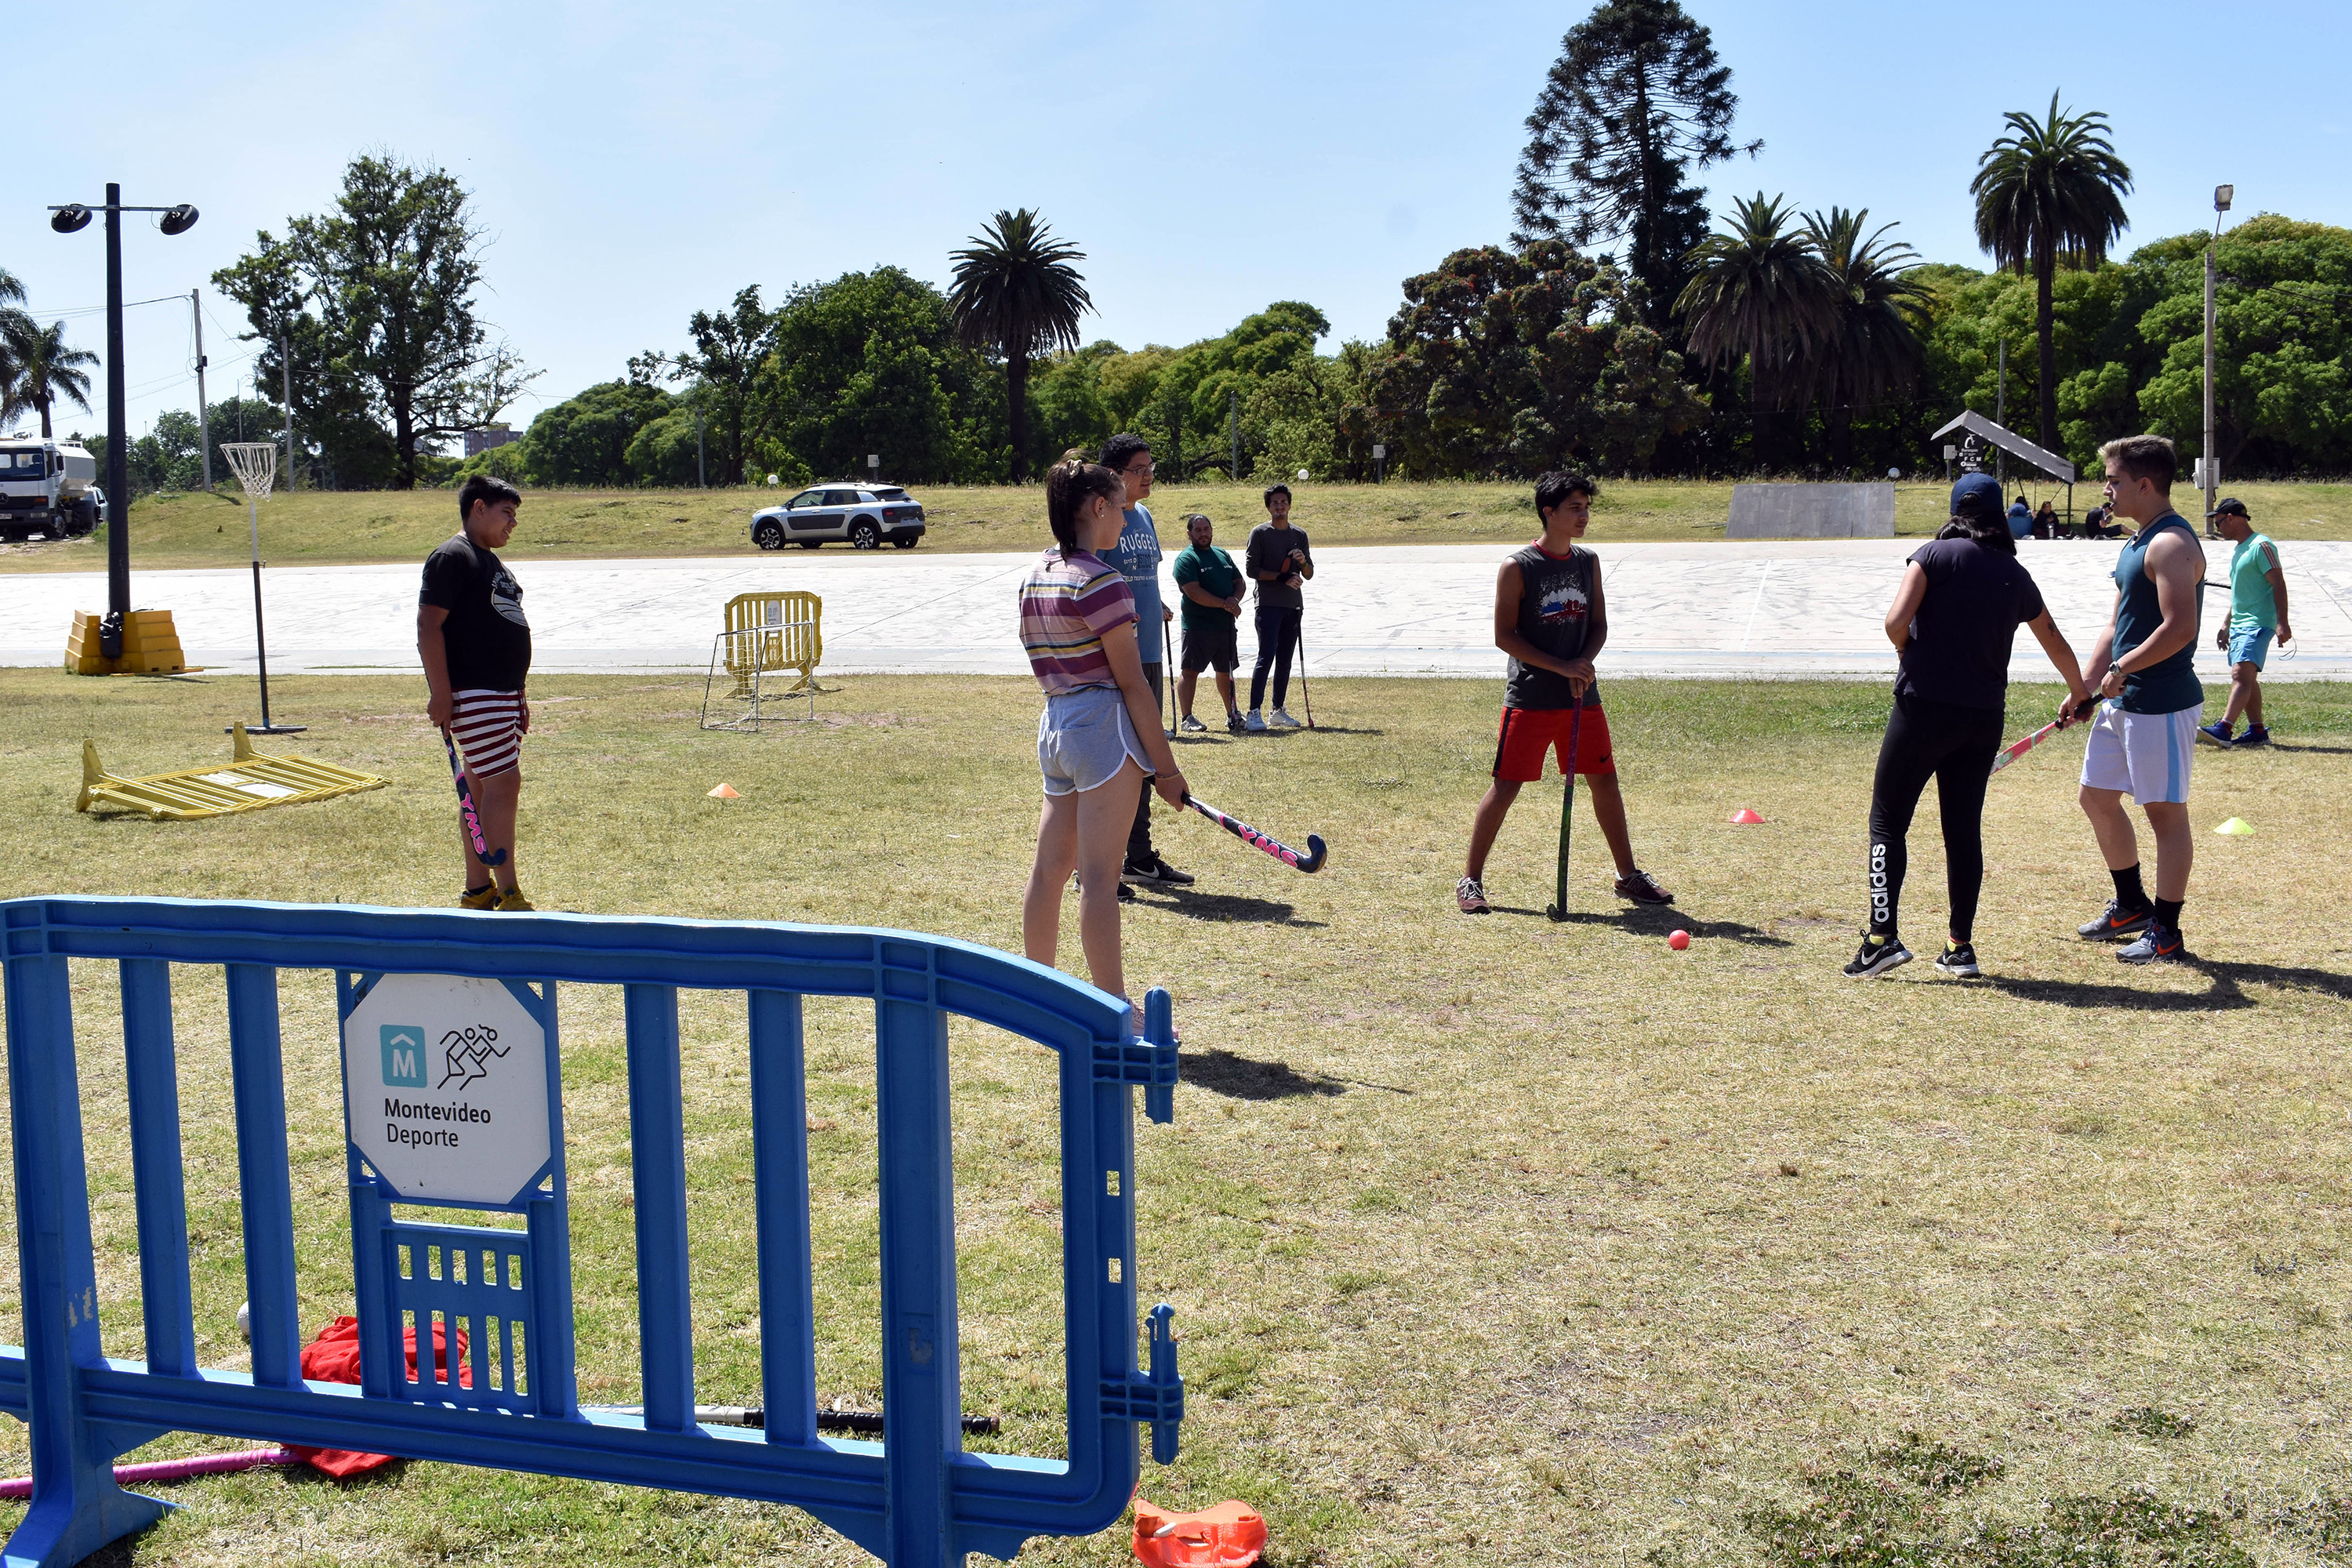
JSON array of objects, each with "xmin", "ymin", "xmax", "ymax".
[
  {"xmin": 2007, "ymin": 494, "xmax": 2034, "ymax": 540},
  {"xmin": 2082, "ymin": 503, "xmax": 2125, "ymax": 539},
  {"xmin": 2034, "ymin": 499, "xmax": 2059, "ymax": 539}
]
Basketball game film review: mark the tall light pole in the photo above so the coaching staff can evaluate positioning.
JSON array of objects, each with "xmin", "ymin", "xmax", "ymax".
[
  {"xmin": 2204, "ymin": 183, "xmax": 2233, "ymax": 535},
  {"xmin": 191, "ymin": 289, "xmax": 212, "ymax": 492},
  {"xmin": 48, "ymin": 185, "xmax": 199, "ymax": 655}
]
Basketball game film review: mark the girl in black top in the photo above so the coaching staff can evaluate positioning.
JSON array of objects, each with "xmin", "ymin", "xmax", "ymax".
[{"xmin": 1846, "ymin": 476, "xmax": 2092, "ymax": 979}]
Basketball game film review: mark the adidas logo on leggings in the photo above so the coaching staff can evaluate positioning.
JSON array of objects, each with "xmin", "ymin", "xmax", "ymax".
[{"xmin": 1867, "ymin": 841, "xmax": 1891, "ymax": 928}]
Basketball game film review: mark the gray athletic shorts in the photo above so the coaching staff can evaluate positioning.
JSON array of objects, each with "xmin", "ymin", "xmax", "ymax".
[{"xmin": 1038, "ymin": 684, "xmax": 1152, "ymax": 797}]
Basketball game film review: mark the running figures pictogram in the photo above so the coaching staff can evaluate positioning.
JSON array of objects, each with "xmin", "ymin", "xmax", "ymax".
[{"xmin": 437, "ymin": 1024, "xmax": 509, "ymax": 1090}]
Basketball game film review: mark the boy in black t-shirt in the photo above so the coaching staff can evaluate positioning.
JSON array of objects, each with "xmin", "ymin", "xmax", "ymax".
[{"xmin": 419, "ymin": 475, "xmax": 534, "ymax": 909}]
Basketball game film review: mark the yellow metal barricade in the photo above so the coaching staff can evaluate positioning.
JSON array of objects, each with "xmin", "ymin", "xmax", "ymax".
[
  {"xmin": 77, "ymin": 724, "xmax": 387, "ymax": 820},
  {"xmin": 702, "ymin": 591, "xmax": 827, "ymax": 728}
]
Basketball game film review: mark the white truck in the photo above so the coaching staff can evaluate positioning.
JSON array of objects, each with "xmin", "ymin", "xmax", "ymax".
[{"xmin": 0, "ymin": 438, "xmax": 100, "ymax": 542}]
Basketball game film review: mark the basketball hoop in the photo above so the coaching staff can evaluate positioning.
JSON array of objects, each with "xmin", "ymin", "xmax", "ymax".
[
  {"xmin": 220, "ymin": 441, "xmax": 303, "ymax": 735},
  {"xmin": 220, "ymin": 441, "xmax": 280, "ymax": 501}
]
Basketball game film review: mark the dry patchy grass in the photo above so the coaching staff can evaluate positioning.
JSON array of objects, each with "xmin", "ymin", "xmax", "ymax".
[
  {"xmin": 5, "ymin": 477, "xmax": 2350, "ymax": 575},
  {"xmin": 0, "ymin": 670, "xmax": 2349, "ymax": 1565}
]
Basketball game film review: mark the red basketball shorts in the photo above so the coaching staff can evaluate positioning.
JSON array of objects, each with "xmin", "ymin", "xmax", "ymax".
[
  {"xmin": 1491, "ymin": 703, "xmax": 1614, "ymax": 782},
  {"xmin": 450, "ymin": 689, "xmax": 525, "ymax": 779}
]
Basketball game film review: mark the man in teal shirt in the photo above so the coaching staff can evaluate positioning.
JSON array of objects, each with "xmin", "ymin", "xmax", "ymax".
[
  {"xmin": 2075, "ymin": 435, "xmax": 2205, "ymax": 966},
  {"xmin": 2200, "ymin": 497, "xmax": 2292, "ymax": 748},
  {"xmin": 1171, "ymin": 512, "xmax": 1246, "ymax": 732}
]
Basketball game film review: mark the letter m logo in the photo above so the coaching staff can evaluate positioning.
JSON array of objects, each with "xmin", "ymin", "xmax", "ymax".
[{"xmin": 380, "ymin": 1025, "xmax": 426, "ymax": 1087}]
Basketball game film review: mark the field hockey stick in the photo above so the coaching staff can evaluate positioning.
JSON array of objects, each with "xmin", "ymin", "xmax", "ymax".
[
  {"xmin": 1990, "ymin": 696, "xmax": 2101, "ymax": 776},
  {"xmin": 1295, "ymin": 615, "xmax": 1314, "ymax": 729},
  {"xmin": 441, "ymin": 726, "xmax": 508, "ymax": 869},
  {"xmin": 1181, "ymin": 793, "xmax": 1327, "ymax": 873},
  {"xmin": 1163, "ymin": 619, "xmax": 1176, "ymax": 736},
  {"xmin": 1544, "ymin": 700, "xmax": 1584, "ymax": 922}
]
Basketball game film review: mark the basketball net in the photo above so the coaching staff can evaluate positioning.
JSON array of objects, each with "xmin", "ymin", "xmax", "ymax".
[{"xmin": 220, "ymin": 441, "xmax": 280, "ymax": 502}]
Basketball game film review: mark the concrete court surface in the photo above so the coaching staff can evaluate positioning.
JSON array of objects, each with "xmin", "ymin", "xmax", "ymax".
[{"xmin": 3, "ymin": 538, "xmax": 2347, "ymax": 685}]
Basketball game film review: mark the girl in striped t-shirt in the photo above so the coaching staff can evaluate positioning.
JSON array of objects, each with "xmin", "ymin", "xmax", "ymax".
[{"xmin": 1018, "ymin": 454, "xmax": 1187, "ymax": 1035}]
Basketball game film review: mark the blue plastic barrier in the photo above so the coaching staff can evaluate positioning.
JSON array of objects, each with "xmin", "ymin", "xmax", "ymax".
[{"xmin": 0, "ymin": 896, "xmax": 1183, "ymax": 1566}]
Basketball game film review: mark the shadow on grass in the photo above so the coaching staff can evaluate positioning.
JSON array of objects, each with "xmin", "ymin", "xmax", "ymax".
[
  {"xmin": 1989, "ymin": 957, "xmax": 2352, "ymax": 1012},
  {"xmin": 1183, "ymin": 1047, "xmax": 1348, "ymax": 1101},
  {"xmin": 1491, "ymin": 902, "xmax": 1791, "ymax": 948},
  {"xmin": 1135, "ymin": 885, "xmax": 1325, "ymax": 928},
  {"xmin": 2259, "ymin": 742, "xmax": 2352, "ymax": 754}
]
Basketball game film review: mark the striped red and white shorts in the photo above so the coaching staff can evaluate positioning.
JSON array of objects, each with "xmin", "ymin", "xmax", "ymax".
[{"xmin": 450, "ymin": 689, "xmax": 525, "ymax": 779}]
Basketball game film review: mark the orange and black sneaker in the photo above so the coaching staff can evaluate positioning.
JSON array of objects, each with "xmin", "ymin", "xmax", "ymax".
[
  {"xmin": 2117, "ymin": 922, "xmax": 2189, "ymax": 965},
  {"xmin": 459, "ymin": 883, "xmax": 501, "ymax": 910},
  {"xmin": 2077, "ymin": 899, "xmax": 2152, "ymax": 941}
]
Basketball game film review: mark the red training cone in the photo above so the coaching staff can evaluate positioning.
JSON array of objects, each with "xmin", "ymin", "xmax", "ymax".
[
  {"xmin": 1729, "ymin": 808, "xmax": 1764, "ymax": 825},
  {"xmin": 1134, "ymin": 1498, "xmax": 1267, "ymax": 1567},
  {"xmin": 708, "ymin": 782, "xmax": 741, "ymax": 800}
]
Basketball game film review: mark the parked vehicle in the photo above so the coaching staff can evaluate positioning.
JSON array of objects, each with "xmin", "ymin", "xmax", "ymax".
[
  {"xmin": 750, "ymin": 483, "xmax": 925, "ymax": 550},
  {"xmin": 0, "ymin": 439, "xmax": 100, "ymax": 542}
]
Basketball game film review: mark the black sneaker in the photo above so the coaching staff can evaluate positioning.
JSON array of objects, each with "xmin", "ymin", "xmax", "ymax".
[
  {"xmin": 1933, "ymin": 939, "xmax": 1981, "ymax": 978},
  {"xmin": 1124, "ymin": 855, "xmax": 1196, "ymax": 887},
  {"xmin": 1842, "ymin": 933, "xmax": 1912, "ymax": 978},
  {"xmin": 2117, "ymin": 922, "xmax": 2190, "ymax": 965},
  {"xmin": 1118, "ymin": 880, "xmax": 1137, "ymax": 902},
  {"xmin": 1225, "ymin": 711, "xmax": 1248, "ymax": 734},
  {"xmin": 2078, "ymin": 899, "xmax": 2153, "ymax": 941},
  {"xmin": 1613, "ymin": 869, "xmax": 1675, "ymax": 906}
]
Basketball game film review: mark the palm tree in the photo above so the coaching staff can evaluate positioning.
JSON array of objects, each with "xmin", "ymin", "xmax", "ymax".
[
  {"xmin": 1802, "ymin": 207, "xmax": 1931, "ymax": 470},
  {"xmin": 1969, "ymin": 93, "xmax": 2132, "ymax": 452},
  {"xmin": 0, "ymin": 266, "xmax": 31, "ymax": 420},
  {"xmin": 946, "ymin": 209, "xmax": 1092, "ymax": 481},
  {"xmin": 1675, "ymin": 191, "xmax": 1835, "ymax": 466},
  {"xmin": 2, "ymin": 317, "xmax": 98, "ymax": 437}
]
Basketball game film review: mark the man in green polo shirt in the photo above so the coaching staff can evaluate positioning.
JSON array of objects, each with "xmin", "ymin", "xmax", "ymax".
[
  {"xmin": 2199, "ymin": 497, "xmax": 2292, "ymax": 749},
  {"xmin": 1171, "ymin": 512, "xmax": 1246, "ymax": 732}
]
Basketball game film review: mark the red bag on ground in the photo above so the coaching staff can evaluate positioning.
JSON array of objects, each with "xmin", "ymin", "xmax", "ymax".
[
  {"xmin": 1132, "ymin": 1497, "xmax": 1267, "ymax": 1567},
  {"xmin": 288, "ymin": 1315, "xmax": 468, "ymax": 1478}
]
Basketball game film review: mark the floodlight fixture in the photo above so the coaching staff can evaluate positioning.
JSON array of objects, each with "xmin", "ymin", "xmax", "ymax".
[
  {"xmin": 2214, "ymin": 184, "xmax": 2234, "ymax": 212},
  {"xmin": 49, "ymin": 203, "xmax": 92, "ymax": 233},
  {"xmin": 158, "ymin": 203, "xmax": 200, "ymax": 235}
]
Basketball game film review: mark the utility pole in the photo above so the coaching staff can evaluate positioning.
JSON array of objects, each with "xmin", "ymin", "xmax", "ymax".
[
  {"xmin": 281, "ymin": 334, "xmax": 295, "ymax": 492},
  {"xmin": 696, "ymin": 410, "xmax": 706, "ymax": 488},
  {"xmin": 191, "ymin": 289, "xmax": 212, "ymax": 492},
  {"xmin": 1229, "ymin": 388, "xmax": 1240, "ymax": 481},
  {"xmin": 1993, "ymin": 337, "xmax": 2007, "ymax": 488},
  {"xmin": 2204, "ymin": 183, "xmax": 2233, "ymax": 535}
]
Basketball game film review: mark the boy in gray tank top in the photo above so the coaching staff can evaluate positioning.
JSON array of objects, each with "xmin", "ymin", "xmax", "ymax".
[{"xmin": 1456, "ymin": 472, "xmax": 1673, "ymax": 915}]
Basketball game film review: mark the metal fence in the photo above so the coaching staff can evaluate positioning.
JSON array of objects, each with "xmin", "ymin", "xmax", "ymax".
[{"xmin": 0, "ymin": 896, "xmax": 1183, "ymax": 1566}]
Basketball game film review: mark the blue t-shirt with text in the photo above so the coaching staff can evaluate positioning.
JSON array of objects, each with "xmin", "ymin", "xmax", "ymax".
[{"xmin": 1106, "ymin": 503, "xmax": 1163, "ymax": 658}]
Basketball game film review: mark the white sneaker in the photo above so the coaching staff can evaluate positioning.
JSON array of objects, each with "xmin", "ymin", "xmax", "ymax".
[
  {"xmin": 1270, "ymin": 707, "xmax": 1303, "ymax": 728},
  {"xmin": 1178, "ymin": 714, "xmax": 1207, "ymax": 733},
  {"xmin": 1243, "ymin": 710, "xmax": 1268, "ymax": 732}
]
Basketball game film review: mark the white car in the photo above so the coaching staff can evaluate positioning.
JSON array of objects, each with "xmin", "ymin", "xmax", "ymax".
[{"xmin": 751, "ymin": 484, "xmax": 926, "ymax": 550}]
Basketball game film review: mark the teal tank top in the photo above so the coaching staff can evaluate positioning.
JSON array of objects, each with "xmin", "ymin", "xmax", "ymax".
[{"xmin": 2111, "ymin": 514, "xmax": 2203, "ymax": 714}]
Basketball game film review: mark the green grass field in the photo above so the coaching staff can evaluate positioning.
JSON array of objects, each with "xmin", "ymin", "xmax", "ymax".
[
  {"xmin": 5, "ymin": 477, "xmax": 2350, "ymax": 574},
  {"xmin": 2, "ymin": 670, "xmax": 2350, "ymax": 1565}
]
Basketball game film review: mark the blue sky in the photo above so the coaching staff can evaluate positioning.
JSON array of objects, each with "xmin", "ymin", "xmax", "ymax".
[{"xmin": 10, "ymin": 0, "xmax": 2345, "ymax": 446}]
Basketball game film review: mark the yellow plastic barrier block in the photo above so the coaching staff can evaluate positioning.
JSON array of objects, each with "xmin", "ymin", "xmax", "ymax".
[
  {"xmin": 64, "ymin": 609, "xmax": 201, "ymax": 676},
  {"xmin": 78, "ymin": 725, "xmax": 388, "ymax": 821}
]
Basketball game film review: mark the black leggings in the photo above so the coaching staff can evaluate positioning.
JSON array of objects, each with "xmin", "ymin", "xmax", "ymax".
[
  {"xmin": 1867, "ymin": 693, "xmax": 2004, "ymax": 942},
  {"xmin": 1250, "ymin": 604, "xmax": 1301, "ymax": 711}
]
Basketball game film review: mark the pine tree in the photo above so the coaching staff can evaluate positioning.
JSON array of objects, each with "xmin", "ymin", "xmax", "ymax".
[{"xmin": 1511, "ymin": 0, "xmax": 1759, "ymax": 328}]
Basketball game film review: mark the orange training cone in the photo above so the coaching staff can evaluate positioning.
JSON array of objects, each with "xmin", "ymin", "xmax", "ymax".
[
  {"xmin": 708, "ymin": 782, "xmax": 741, "ymax": 800},
  {"xmin": 1133, "ymin": 1498, "xmax": 1266, "ymax": 1567},
  {"xmin": 1730, "ymin": 808, "xmax": 1765, "ymax": 825}
]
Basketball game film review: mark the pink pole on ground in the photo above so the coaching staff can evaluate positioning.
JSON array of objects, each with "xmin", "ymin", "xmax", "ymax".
[{"xmin": 0, "ymin": 1446, "xmax": 299, "ymax": 1500}]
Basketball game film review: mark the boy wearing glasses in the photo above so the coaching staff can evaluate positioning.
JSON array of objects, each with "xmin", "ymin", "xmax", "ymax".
[{"xmin": 1099, "ymin": 433, "xmax": 1192, "ymax": 891}]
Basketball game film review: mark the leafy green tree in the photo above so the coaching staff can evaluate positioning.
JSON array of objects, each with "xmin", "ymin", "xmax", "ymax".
[
  {"xmin": 631, "ymin": 287, "xmax": 773, "ymax": 485},
  {"xmin": 1969, "ymin": 93, "xmax": 2133, "ymax": 454},
  {"xmin": 1800, "ymin": 208, "xmax": 1930, "ymax": 470},
  {"xmin": 1512, "ymin": 0, "xmax": 1759, "ymax": 326},
  {"xmin": 2134, "ymin": 215, "xmax": 2352, "ymax": 473},
  {"xmin": 521, "ymin": 381, "xmax": 673, "ymax": 486},
  {"xmin": 1374, "ymin": 241, "xmax": 1704, "ymax": 477},
  {"xmin": 214, "ymin": 154, "xmax": 531, "ymax": 488},
  {"xmin": 946, "ymin": 209, "xmax": 1092, "ymax": 481},
  {"xmin": 623, "ymin": 401, "xmax": 709, "ymax": 487},
  {"xmin": 1026, "ymin": 341, "xmax": 1120, "ymax": 461},
  {"xmin": 1, "ymin": 316, "xmax": 98, "ymax": 437},
  {"xmin": 764, "ymin": 267, "xmax": 1004, "ymax": 483},
  {"xmin": 1676, "ymin": 192, "xmax": 1834, "ymax": 466},
  {"xmin": 204, "ymin": 395, "xmax": 290, "ymax": 482}
]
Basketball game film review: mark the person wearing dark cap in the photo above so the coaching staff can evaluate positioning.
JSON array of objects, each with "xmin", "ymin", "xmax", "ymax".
[
  {"xmin": 2201, "ymin": 497, "xmax": 2291, "ymax": 748},
  {"xmin": 1845, "ymin": 472, "xmax": 2092, "ymax": 978}
]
